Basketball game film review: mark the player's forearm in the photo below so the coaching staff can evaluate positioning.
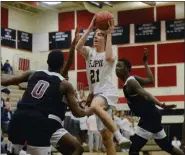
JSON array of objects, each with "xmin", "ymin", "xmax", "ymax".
[
  {"xmin": 145, "ymin": 92, "xmax": 163, "ymax": 107},
  {"xmin": 76, "ymin": 29, "xmax": 91, "ymax": 51},
  {"xmin": 144, "ymin": 61, "xmax": 154, "ymax": 83},
  {"xmin": 105, "ymin": 33, "xmax": 113, "ymax": 61},
  {"xmin": 138, "ymin": 88, "xmax": 162, "ymax": 107},
  {"xmin": 62, "ymin": 45, "xmax": 75, "ymax": 76},
  {"xmin": 72, "ymin": 103, "xmax": 88, "ymax": 117},
  {"xmin": 1, "ymin": 78, "xmax": 19, "ymax": 86}
]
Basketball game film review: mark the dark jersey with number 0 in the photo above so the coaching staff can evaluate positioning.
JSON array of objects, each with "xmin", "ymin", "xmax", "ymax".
[
  {"xmin": 20, "ymin": 70, "xmax": 67, "ymax": 120},
  {"xmin": 123, "ymin": 76, "xmax": 161, "ymax": 122}
]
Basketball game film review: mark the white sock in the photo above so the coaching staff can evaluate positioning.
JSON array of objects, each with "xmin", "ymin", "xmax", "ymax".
[{"xmin": 113, "ymin": 130, "xmax": 123, "ymax": 142}]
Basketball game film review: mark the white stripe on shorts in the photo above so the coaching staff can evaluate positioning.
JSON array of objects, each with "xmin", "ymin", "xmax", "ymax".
[
  {"xmin": 153, "ymin": 129, "xmax": 166, "ymax": 139},
  {"xmin": 135, "ymin": 126, "xmax": 167, "ymax": 140},
  {"xmin": 50, "ymin": 128, "xmax": 68, "ymax": 147},
  {"xmin": 48, "ymin": 114, "xmax": 63, "ymax": 126}
]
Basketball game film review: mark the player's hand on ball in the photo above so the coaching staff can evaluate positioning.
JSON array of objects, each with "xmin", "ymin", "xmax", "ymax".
[
  {"xmin": 106, "ymin": 19, "xmax": 114, "ymax": 34},
  {"xmin": 86, "ymin": 92, "xmax": 94, "ymax": 107},
  {"xmin": 143, "ymin": 48, "xmax": 148, "ymax": 62},
  {"xmin": 161, "ymin": 103, "xmax": 177, "ymax": 110},
  {"xmin": 88, "ymin": 15, "xmax": 96, "ymax": 30}
]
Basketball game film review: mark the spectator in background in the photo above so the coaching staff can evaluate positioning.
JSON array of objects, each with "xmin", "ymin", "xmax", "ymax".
[
  {"xmin": 3, "ymin": 60, "xmax": 13, "ymax": 74},
  {"xmin": 172, "ymin": 136, "xmax": 181, "ymax": 149},
  {"xmin": 1, "ymin": 57, "xmax": 4, "ymax": 72},
  {"xmin": 1, "ymin": 98, "xmax": 13, "ymax": 133},
  {"xmin": 79, "ymin": 116, "xmax": 88, "ymax": 146},
  {"xmin": 1, "ymin": 131, "xmax": 6, "ymax": 153},
  {"xmin": 87, "ymin": 114, "xmax": 101, "ymax": 152},
  {"xmin": 1, "ymin": 88, "xmax": 11, "ymax": 107},
  {"xmin": 65, "ymin": 90, "xmax": 82, "ymax": 142},
  {"xmin": 78, "ymin": 91, "xmax": 88, "ymax": 146},
  {"xmin": 1, "ymin": 88, "xmax": 11, "ymax": 95}
]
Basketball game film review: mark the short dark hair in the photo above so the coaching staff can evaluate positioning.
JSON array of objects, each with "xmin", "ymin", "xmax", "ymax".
[
  {"xmin": 1, "ymin": 88, "xmax": 11, "ymax": 94},
  {"xmin": 47, "ymin": 50, "xmax": 64, "ymax": 70},
  {"xmin": 118, "ymin": 58, "xmax": 132, "ymax": 72}
]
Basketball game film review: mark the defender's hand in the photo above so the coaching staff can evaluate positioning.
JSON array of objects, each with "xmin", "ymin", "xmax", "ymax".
[
  {"xmin": 86, "ymin": 93, "xmax": 94, "ymax": 107},
  {"xmin": 143, "ymin": 48, "xmax": 149, "ymax": 62},
  {"xmin": 161, "ymin": 103, "xmax": 177, "ymax": 110}
]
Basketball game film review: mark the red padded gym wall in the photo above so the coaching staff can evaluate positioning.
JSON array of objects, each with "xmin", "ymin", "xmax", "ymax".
[
  {"xmin": 157, "ymin": 42, "xmax": 184, "ymax": 64},
  {"xmin": 118, "ymin": 8, "xmax": 154, "ymax": 25},
  {"xmin": 118, "ymin": 45, "xmax": 155, "ymax": 66},
  {"xmin": 156, "ymin": 5, "xmax": 175, "ymax": 21},
  {"xmin": 58, "ymin": 11, "xmax": 75, "ymax": 31},
  {"xmin": 158, "ymin": 66, "xmax": 177, "ymax": 87},
  {"xmin": 1, "ymin": 7, "xmax": 8, "ymax": 28},
  {"xmin": 77, "ymin": 10, "xmax": 94, "ymax": 29},
  {"xmin": 118, "ymin": 67, "xmax": 155, "ymax": 88},
  {"xmin": 77, "ymin": 71, "xmax": 88, "ymax": 90},
  {"xmin": 63, "ymin": 52, "xmax": 75, "ymax": 70},
  {"xmin": 77, "ymin": 53, "xmax": 86, "ymax": 70}
]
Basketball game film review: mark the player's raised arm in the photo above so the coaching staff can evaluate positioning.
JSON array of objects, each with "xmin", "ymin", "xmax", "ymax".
[
  {"xmin": 76, "ymin": 16, "xmax": 96, "ymax": 59},
  {"xmin": 105, "ymin": 19, "xmax": 115, "ymax": 63},
  {"xmin": 134, "ymin": 48, "xmax": 154, "ymax": 86},
  {"xmin": 62, "ymin": 28, "xmax": 80, "ymax": 78},
  {"xmin": 127, "ymin": 79, "xmax": 176, "ymax": 110},
  {"xmin": 61, "ymin": 80, "xmax": 93, "ymax": 117},
  {"xmin": 1, "ymin": 70, "xmax": 34, "ymax": 87}
]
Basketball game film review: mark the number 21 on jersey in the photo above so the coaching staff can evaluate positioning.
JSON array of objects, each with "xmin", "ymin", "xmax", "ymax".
[{"xmin": 90, "ymin": 69, "xmax": 99, "ymax": 84}]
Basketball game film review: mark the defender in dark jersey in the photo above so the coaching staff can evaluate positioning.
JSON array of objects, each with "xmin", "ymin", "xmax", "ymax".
[
  {"xmin": 2, "ymin": 50, "xmax": 93, "ymax": 155},
  {"xmin": 115, "ymin": 49, "xmax": 184, "ymax": 155}
]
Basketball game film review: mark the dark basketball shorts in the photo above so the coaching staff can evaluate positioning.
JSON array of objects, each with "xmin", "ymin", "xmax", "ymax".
[
  {"xmin": 135, "ymin": 118, "xmax": 166, "ymax": 140},
  {"xmin": 8, "ymin": 109, "xmax": 68, "ymax": 149}
]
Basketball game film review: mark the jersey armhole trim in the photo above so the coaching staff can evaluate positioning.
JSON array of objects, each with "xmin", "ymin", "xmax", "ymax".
[
  {"xmin": 36, "ymin": 70, "xmax": 65, "ymax": 81},
  {"xmin": 124, "ymin": 76, "xmax": 138, "ymax": 97},
  {"xmin": 48, "ymin": 114, "xmax": 63, "ymax": 126}
]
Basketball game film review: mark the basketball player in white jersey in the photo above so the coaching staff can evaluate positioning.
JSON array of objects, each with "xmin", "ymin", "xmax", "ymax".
[{"xmin": 76, "ymin": 16, "xmax": 130, "ymax": 155}]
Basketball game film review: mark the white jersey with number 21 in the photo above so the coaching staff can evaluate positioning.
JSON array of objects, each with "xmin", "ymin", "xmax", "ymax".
[{"xmin": 84, "ymin": 46, "xmax": 118, "ymax": 106}]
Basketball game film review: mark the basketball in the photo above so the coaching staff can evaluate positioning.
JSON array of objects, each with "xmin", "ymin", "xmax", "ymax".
[{"xmin": 95, "ymin": 11, "xmax": 113, "ymax": 30}]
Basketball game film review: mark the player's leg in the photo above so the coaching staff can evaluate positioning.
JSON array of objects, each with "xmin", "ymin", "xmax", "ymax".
[
  {"xmin": 100, "ymin": 129, "xmax": 116, "ymax": 155},
  {"xmin": 90, "ymin": 96, "xmax": 130, "ymax": 145},
  {"xmin": 51, "ymin": 128, "xmax": 84, "ymax": 155},
  {"xmin": 88, "ymin": 131, "xmax": 94, "ymax": 152},
  {"xmin": 153, "ymin": 129, "xmax": 184, "ymax": 155},
  {"xmin": 155, "ymin": 137, "xmax": 184, "ymax": 155},
  {"xmin": 129, "ymin": 134, "xmax": 148, "ymax": 155},
  {"xmin": 94, "ymin": 131, "xmax": 100, "ymax": 152}
]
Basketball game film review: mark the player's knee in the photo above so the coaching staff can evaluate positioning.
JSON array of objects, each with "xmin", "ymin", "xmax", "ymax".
[
  {"xmin": 90, "ymin": 103, "xmax": 101, "ymax": 113},
  {"xmin": 91, "ymin": 97, "xmax": 105, "ymax": 109}
]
